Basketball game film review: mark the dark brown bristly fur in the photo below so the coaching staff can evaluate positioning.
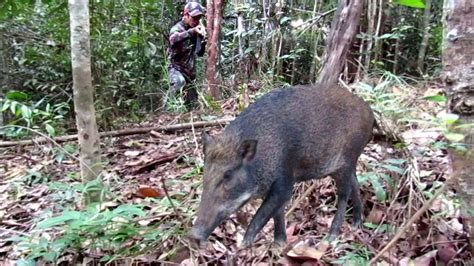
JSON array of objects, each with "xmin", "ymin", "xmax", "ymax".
[{"xmin": 191, "ymin": 84, "xmax": 375, "ymax": 247}]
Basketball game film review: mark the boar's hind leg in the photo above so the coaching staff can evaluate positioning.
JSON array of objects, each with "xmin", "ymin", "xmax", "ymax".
[
  {"xmin": 350, "ymin": 171, "xmax": 363, "ymax": 228},
  {"xmin": 243, "ymin": 178, "xmax": 292, "ymax": 246},
  {"xmin": 327, "ymin": 167, "xmax": 355, "ymax": 240},
  {"xmin": 273, "ymin": 206, "xmax": 287, "ymax": 246}
]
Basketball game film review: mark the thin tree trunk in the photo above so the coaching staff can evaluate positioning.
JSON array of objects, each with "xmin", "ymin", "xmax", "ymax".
[
  {"xmin": 317, "ymin": 0, "xmax": 364, "ymax": 87},
  {"xmin": 68, "ymin": 0, "xmax": 102, "ymax": 204},
  {"xmin": 206, "ymin": 0, "xmax": 224, "ymax": 99},
  {"xmin": 235, "ymin": 0, "xmax": 244, "ymax": 59},
  {"xmin": 442, "ymin": 0, "xmax": 474, "ymax": 250},
  {"xmin": 309, "ymin": 0, "xmax": 325, "ymax": 84},
  {"xmin": 372, "ymin": 0, "xmax": 384, "ymax": 64},
  {"xmin": 364, "ymin": 0, "xmax": 376, "ymax": 71},
  {"xmin": 0, "ymin": 28, "xmax": 7, "ymax": 128},
  {"xmin": 417, "ymin": 0, "xmax": 432, "ymax": 74}
]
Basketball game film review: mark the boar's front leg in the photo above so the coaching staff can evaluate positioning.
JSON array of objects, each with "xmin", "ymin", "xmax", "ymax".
[
  {"xmin": 242, "ymin": 177, "xmax": 293, "ymax": 247},
  {"xmin": 272, "ymin": 205, "xmax": 287, "ymax": 246}
]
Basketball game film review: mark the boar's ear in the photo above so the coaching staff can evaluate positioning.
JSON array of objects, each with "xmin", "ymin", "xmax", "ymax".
[
  {"xmin": 202, "ymin": 131, "xmax": 213, "ymax": 152},
  {"xmin": 239, "ymin": 139, "xmax": 257, "ymax": 162}
]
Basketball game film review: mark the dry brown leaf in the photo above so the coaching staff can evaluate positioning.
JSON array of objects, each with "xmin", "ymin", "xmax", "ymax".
[
  {"xmin": 399, "ymin": 250, "xmax": 438, "ymax": 266},
  {"xmin": 287, "ymin": 242, "xmax": 325, "ymax": 261},
  {"xmin": 367, "ymin": 207, "xmax": 385, "ymax": 224},
  {"xmin": 286, "ymin": 223, "xmax": 298, "ymax": 244},
  {"xmin": 137, "ymin": 187, "xmax": 165, "ymax": 198},
  {"xmin": 437, "ymin": 244, "xmax": 457, "ymax": 263},
  {"xmin": 180, "ymin": 258, "xmax": 194, "ymax": 266}
]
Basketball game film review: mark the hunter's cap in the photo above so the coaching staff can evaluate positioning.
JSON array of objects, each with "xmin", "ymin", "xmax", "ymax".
[{"xmin": 184, "ymin": 2, "xmax": 206, "ymax": 17}]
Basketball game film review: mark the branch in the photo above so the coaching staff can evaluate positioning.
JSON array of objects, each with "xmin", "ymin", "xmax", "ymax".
[
  {"xmin": 0, "ymin": 118, "xmax": 234, "ymax": 148},
  {"xmin": 369, "ymin": 182, "xmax": 450, "ymax": 264}
]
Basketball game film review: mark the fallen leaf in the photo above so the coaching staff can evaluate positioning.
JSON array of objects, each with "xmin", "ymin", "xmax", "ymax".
[
  {"xmin": 447, "ymin": 218, "xmax": 464, "ymax": 234},
  {"xmin": 287, "ymin": 241, "xmax": 325, "ymax": 261},
  {"xmin": 286, "ymin": 223, "xmax": 298, "ymax": 244},
  {"xmin": 437, "ymin": 244, "xmax": 457, "ymax": 263},
  {"xmin": 399, "ymin": 250, "xmax": 438, "ymax": 266},
  {"xmin": 180, "ymin": 259, "xmax": 194, "ymax": 266},
  {"xmin": 124, "ymin": 150, "xmax": 141, "ymax": 157},
  {"xmin": 367, "ymin": 207, "xmax": 385, "ymax": 224},
  {"xmin": 137, "ymin": 187, "xmax": 165, "ymax": 198}
]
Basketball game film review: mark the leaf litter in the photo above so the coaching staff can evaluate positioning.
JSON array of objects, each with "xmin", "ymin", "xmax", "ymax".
[{"xmin": 0, "ymin": 84, "xmax": 472, "ymax": 265}]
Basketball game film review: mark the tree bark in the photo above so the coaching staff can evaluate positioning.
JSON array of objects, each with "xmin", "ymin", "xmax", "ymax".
[
  {"xmin": 206, "ymin": 0, "xmax": 224, "ymax": 99},
  {"xmin": 442, "ymin": 0, "xmax": 474, "ymax": 250},
  {"xmin": 417, "ymin": 0, "xmax": 433, "ymax": 73},
  {"xmin": 69, "ymin": 0, "xmax": 102, "ymax": 204},
  {"xmin": 317, "ymin": 0, "xmax": 364, "ymax": 87}
]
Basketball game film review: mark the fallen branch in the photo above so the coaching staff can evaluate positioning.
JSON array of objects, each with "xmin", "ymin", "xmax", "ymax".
[
  {"xmin": 132, "ymin": 153, "xmax": 180, "ymax": 174},
  {"xmin": 369, "ymin": 182, "xmax": 450, "ymax": 264},
  {"xmin": 0, "ymin": 118, "xmax": 234, "ymax": 148}
]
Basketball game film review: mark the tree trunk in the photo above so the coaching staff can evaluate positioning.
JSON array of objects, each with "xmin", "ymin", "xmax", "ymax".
[
  {"xmin": 317, "ymin": 0, "xmax": 364, "ymax": 87},
  {"xmin": 417, "ymin": 0, "xmax": 433, "ymax": 74},
  {"xmin": 206, "ymin": 0, "xmax": 224, "ymax": 99},
  {"xmin": 442, "ymin": 0, "xmax": 474, "ymax": 250},
  {"xmin": 0, "ymin": 28, "xmax": 7, "ymax": 128},
  {"xmin": 68, "ymin": 0, "xmax": 102, "ymax": 204},
  {"xmin": 364, "ymin": 0, "xmax": 376, "ymax": 71}
]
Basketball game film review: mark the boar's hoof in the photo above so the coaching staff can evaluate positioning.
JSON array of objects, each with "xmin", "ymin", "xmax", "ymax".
[
  {"xmin": 352, "ymin": 216, "xmax": 363, "ymax": 229},
  {"xmin": 189, "ymin": 228, "xmax": 209, "ymax": 248},
  {"xmin": 241, "ymin": 238, "xmax": 254, "ymax": 248},
  {"xmin": 273, "ymin": 238, "xmax": 287, "ymax": 248},
  {"xmin": 325, "ymin": 232, "xmax": 337, "ymax": 242}
]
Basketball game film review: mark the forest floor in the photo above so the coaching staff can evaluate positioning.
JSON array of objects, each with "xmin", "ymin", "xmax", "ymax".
[{"xmin": 0, "ymin": 81, "xmax": 472, "ymax": 265}]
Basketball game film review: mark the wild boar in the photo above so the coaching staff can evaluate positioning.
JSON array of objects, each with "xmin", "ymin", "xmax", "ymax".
[{"xmin": 191, "ymin": 84, "xmax": 374, "ymax": 247}]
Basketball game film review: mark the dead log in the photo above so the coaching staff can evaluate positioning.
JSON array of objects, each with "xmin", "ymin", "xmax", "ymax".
[{"xmin": 0, "ymin": 118, "xmax": 234, "ymax": 148}]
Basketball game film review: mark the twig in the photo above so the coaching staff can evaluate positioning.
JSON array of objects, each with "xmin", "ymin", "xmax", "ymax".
[
  {"xmin": 160, "ymin": 179, "xmax": 182, "ymax": 220},
  {"xmin": 354, "ymin": 232, "xmax": 398, "ymax": 265},
  {"xmin": 285, "ymin": 181, "xmax": 318, "ymax": 218},
  {"xmin": 0, "ymin": 227, "xmax": 32, "ymax": 237},
  {"xmin": 369, "ymin": 182, "xmax": 450, "ymax": 264},
  {"xmin": 190, "ymin": 112, "xmax": 200, "ymax": 156}
]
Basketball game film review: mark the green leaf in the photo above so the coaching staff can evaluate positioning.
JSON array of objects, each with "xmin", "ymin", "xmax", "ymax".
[
  {"xmin": 280, "ymin": 16, "xmax": 291, "ymax": 24},
  {"xmin": 45, "ymin": 124, "xmax": 56, "ymax": 136},
  {"xmin": 444, "ymin": 132, "xmax": 465, "ymax": 142},
  {"xmin": 37, "ymin": 211, "xmax": 82, "ymax": 229},
  {"xmin": 363, "ymin": 222, "xmax": 378, "ymax": 229},
  {"xmin": 10, "ymin": 101, "xmax": 18, "ymax": 115},
  {"xmin": 381, "ymin": 164, "xmax": 405, "ymax": 174},
  {"xmin": 395, "ymin": 0, "xmax": 425, "ymax": 8},
  {"xmin": 1, "ymin": 100, "xmax": 10, "ymax": 112},
  {"xmin": 6, "ymin": 90, "xmax": 29, "ymax": 101},
  {"xmin": 422, "ymin": 94, "xmax": 446, "ymax": 103},
  {"xmin": 383, "ymin": 159, "xmax": 406, "ymax": 165},
  {"xmin": 371, "ymin": 178, "xmax": 386, "ymax": 202},
  {"xmin": 438, "ymin": 113, "xmax": 459, "ymax": 125},
  {"xmin": 113, "ymin": 204, "xmax": 146, "ymax": 217},
  {"xmin": 21, "ymin": 105, "xmax": 32, "ymax": 119},
  {"xmin": 16, "ymin": 259, "xmax": 35, "ymax": 266}
]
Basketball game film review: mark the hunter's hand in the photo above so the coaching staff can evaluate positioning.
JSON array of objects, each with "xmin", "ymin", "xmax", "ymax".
[{"xmin": 193, "ymin": 24, "xmax": 207, "ymax": 37}]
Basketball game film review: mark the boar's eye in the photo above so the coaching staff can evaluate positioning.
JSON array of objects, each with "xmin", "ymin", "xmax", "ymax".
[{"xmin": 223, "ymin": 170, "xmax": 233, "ymax": 179}]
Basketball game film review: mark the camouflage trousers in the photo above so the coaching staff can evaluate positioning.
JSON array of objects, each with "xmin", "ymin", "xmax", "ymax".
[{"xmin": 163, "ymin": 67, "xmax": 198, "ymax": 109}]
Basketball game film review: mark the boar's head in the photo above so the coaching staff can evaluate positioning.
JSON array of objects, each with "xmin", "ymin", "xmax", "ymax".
[{"xmin": 190, "ymin": 132, "xmax": 258, "ymax": 243}]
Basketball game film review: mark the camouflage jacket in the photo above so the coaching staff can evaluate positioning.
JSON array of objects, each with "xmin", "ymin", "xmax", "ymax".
[{"xmin": 168, "ymin": 20, "xmax": 206, "ymax": 81}]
